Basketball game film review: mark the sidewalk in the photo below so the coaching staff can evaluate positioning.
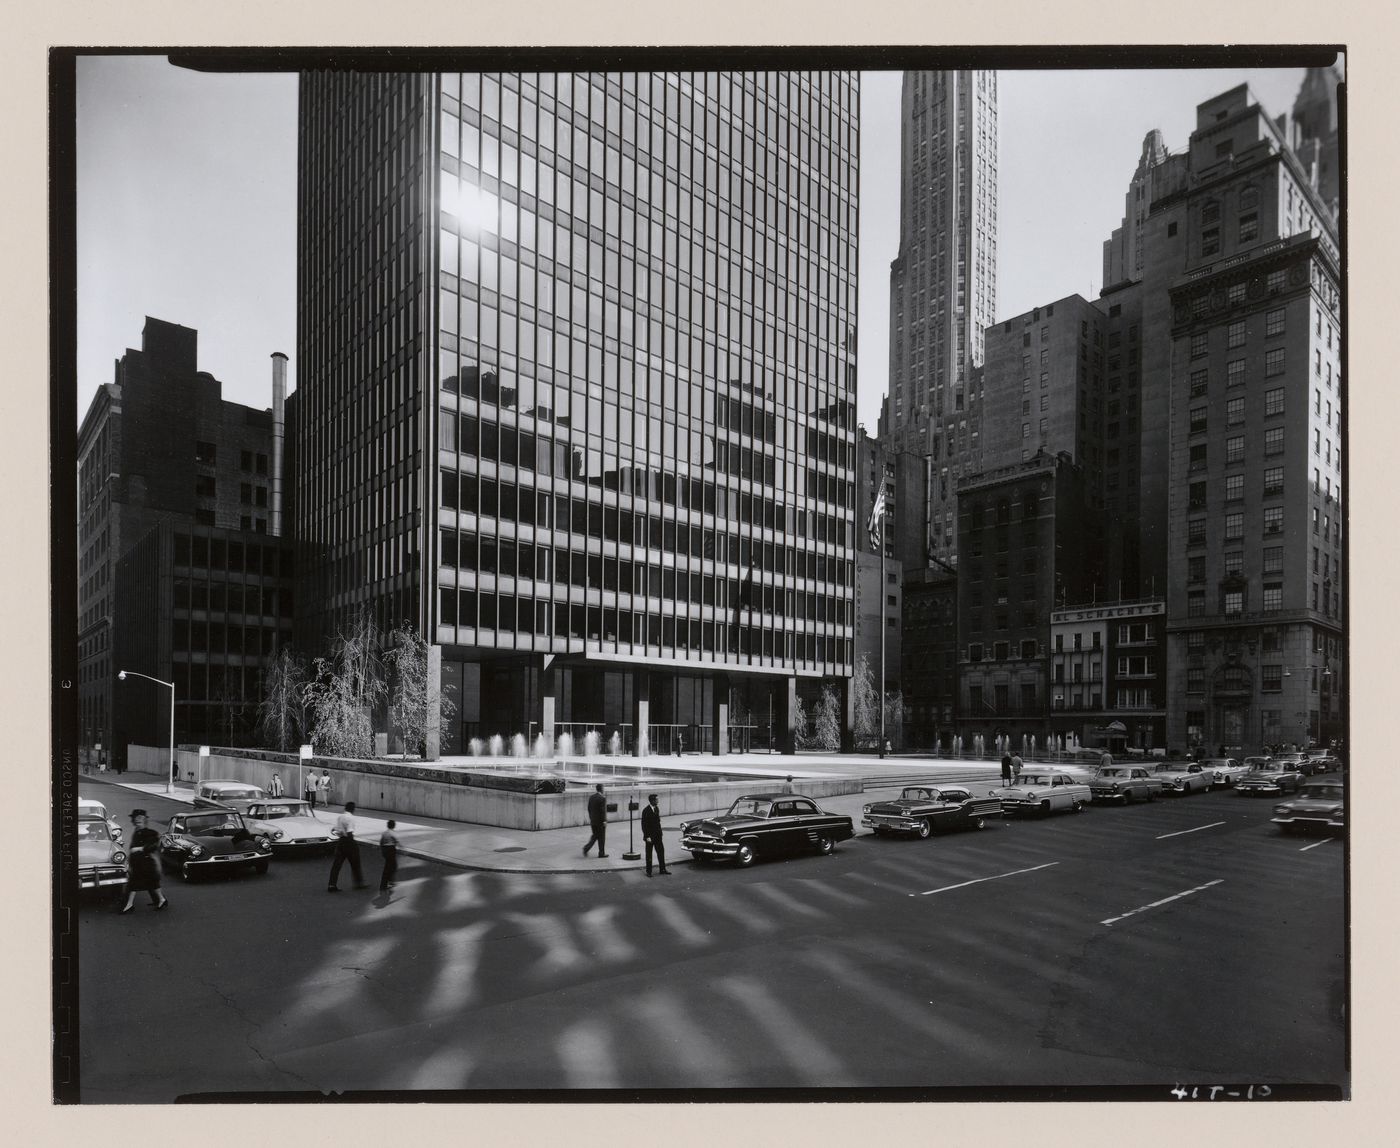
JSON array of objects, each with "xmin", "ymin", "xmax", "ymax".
[{"xmin": 84, "ymin": 762, "xmax": 1005, "ymax": 874}]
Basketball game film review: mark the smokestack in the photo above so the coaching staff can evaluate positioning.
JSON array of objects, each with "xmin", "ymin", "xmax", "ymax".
[{"xmin": 270, "ymin": 352, "xmax": 287, "ymax": 537}]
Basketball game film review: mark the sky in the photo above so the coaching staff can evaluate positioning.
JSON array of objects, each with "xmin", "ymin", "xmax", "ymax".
[{"xmin": 76, "ymin": 58, "xmax": 1320, "ymax": 433}]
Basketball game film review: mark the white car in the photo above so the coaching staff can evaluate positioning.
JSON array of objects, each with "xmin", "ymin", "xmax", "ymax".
[
  {"xmin": 193, "ymin": 779, "xmax": 267, "ymax": 807},
  {"xmin": 79, "ymin": 797, "xmax": 123, "ymax": 844},
  {"xmin": 1199, "ymin": 757, "xmax": 1249, "ymax": 787},
  {"xmin": 233, "ymin": 798, "xmax": 338, "ymax": 852},
  {"xmin": 1152, "ymin": 762, "xmax": 1215, "ymax": 794},
  {"xmin": 991, "ymin": 771, "xmax": 1092, "ymax": 816}
]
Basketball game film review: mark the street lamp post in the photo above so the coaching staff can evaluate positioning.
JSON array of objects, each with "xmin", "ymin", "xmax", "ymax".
[{"xmin": 117, "ymin": 670, "xmax": 175, "ymax": 794}]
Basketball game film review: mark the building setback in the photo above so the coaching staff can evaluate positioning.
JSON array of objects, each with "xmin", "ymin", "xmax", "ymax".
[
  {"xmin": 879, "ymin": 69, "xmax": 998, "ymax": 565},
  {"xmin": 1150, "ymin": 81, "xmax": 1343, "ymax": 755},
  {"xmin": 296, "ymin": 71, "xmax": 859, "ymax": 755},
  {"xmin": 77, "ymin": 317, "xmax": 290, "ymax": 764}
]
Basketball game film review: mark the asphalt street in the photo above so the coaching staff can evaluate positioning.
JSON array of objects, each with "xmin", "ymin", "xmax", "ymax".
[{"xmin": 76, "ymin": 780, "xmax": 1345, "ymax": 1100}]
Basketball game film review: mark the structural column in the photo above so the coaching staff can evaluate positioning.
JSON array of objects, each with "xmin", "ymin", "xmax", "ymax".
[
  {"xmin": 776, "ymin": 675, "xmax": 798, "ymax": 756},
  {"xmin": 424, "ymin": 644, "xmax": 443, "ymax": 761},
  {"xmin": 712, "ymin": 673, "xmax": 730, "ymax": 756},
  {"xmin": 633, "ymin": 668, "xmax": 651, "ymax": 756},
  {"xmin": 840, "ymin": 677, "xmax": 856, "ymax": 753},
  {"xmin": 540, "ymin": 656, "xmax": 558, "ymax": 753}
]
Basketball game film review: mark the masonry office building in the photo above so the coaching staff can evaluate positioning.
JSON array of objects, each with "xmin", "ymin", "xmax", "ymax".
[{"xmin": 296, "ymin": 70, "xmax": 859, "ymax": 754}]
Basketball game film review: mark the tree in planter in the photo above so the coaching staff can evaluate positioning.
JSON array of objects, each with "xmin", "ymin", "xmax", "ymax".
[
  {"xmin": 256, "ymin": 646, "xmax": 308, "ymax": 752},
  {"xmin": 801, "ymin": 684, "xmax": 841, "ymax": 752},
  {"xmin": 384, "ymin": 623, "xmax": 458, "ymax": 758},
  {"xmin": 851, "ymin": 654, "xmax": 880, "ymax": 749},
  {"xmin": 883, "ymin": 689, "xmax": 905, "ymax": 752},
  {"xmin": 303, "ymin": 606, "xmax": 386, "ymax": 759}
]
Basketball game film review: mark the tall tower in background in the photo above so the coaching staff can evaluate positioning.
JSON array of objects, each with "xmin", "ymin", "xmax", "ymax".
[
  {"xmin": 1102, "ymin": 129, "xmax": 1172, "ymax": 289},
  {"xmin": 1289, "ymin": 65, "xmax": 1342, "ymax": 219},
  {"xmin": 879, "ymin": 70, "xmax": 997, "ymax": 567}
]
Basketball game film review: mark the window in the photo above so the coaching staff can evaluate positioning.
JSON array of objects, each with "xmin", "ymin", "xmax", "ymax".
[
  {"xmin": 1191, "ymin": 294, "xmax": 1210, "ymax": 318},
  {"xmin": 1188, "ymin": 518, "xmax": 1207, "ymax": 545},
  {"xmin": 1228, "ymin": 282, "xmax": 1247, "ymax": 307},
  {"xmin": 1202, "ymin": 229, "xmax": 1220, "ymax": 256},
  {"xmin": 1167, "ymin": 221, "xmax": 1178, "ymax": 237},
  {"xmin": 1265, "ymin": 348, "xmax": 1285, "ymax": 376},
  {"xmin": 1187, "ymin": 591, "xmax": 1205, "ymax": 618},
  {"xmin": 1228, "ymin": 322, "xmax": 1246, "ymax": 349},
  {"xmin": 1223, "ymin": 590, "xmax": 1244, "ymax": 616},
  {"xmin": 1188, "ymin": 556, "xmax": 1205, "ymax": 583},
  {"xmin": 1187, "ymin": 630, "xmax": 1205, "ymax": 652},
  {"xmin": 1266, "ymin": 308, "xmax": 1285, "ymax": 337},
  {"xmin": 1226, "ymin": 359, "xmax": 1245, "ymax": 387},
  {"xmin": 1190, "ymin": 332, "xmax": 1209, "ymax": 358},
  {"xmin": 195, "ymin": 441, "xmax": 217, "ymax": 464},
  {"xmin": 1226, "ymin": 397, "xmax": 1245, "ymax": 425},
  {"xmin": 1187, "ymin": 667, "xmax": 1205, "ymax": 693},
  {"xmin": 1224, "ymin": 512, "xmax": 1243, "ymax": 540},
  {"xmin": 1190, "ymin": 443, "xmax": 1208, "ymax": 471},
  {"xmin": 1262, "ymin": 664, "xmax": 1283, "ymax": 691},
  {"xmin": 1224, "ymin": 550, "xmax": 1243, "ymax": 576},
  {"xmin": 1267, "ymin": 269, "xmax": 1286, "ymax": 294},
  {"xmin": 1225, "ymin": 436, "xmax": 1245, "ymax": 465},
  {"xmin": 1238, "ymin": 213, "xmax": 1259, "ymax": 242},
  {"xmin": 1202, "ymin": 201, "xmax": 1221, "ymax": 224},
  {"xmin": 1190, "ymin": 369, "xmax": 1209, "ymax": 397},
  {"xmin": 1225, "ymin": 474, "xmax": 1244, "ymax": 502},
  {"xmin": 1189, "ymin": 481, "xmax": 1208, "ymax": 509},
  {"xmin": 1190, "ymin": 407, "xmax": 1208, "ymax": 434},
  {"xmin": 1263, "ymin": 506, "xmax": 1283, "ymax": 535},
  {"xmin": 240, "ymin": 450, "xmax": 252, "ymax": 471},
  {"xmin": 1020, "ymin": 639, "xmax": 1037, "ymax": 659},
  {"xmin": 968, "ymin": 643, "xmax": 983, "ymax": 662},
  {"xmin": 1263, "ymin": 467, "xmax": 1284, "ymax": 497},
  {"xmin": 1263, "ymin": 583, "xmax": 1283, "ymax": 611},
  {"xmin": 1264, "ymin": 388, "xmax": 1285, "ymax": 416},
  {"xmin": 1265, "ymin": 427, "xmax": 1284, "ymax": 455}
]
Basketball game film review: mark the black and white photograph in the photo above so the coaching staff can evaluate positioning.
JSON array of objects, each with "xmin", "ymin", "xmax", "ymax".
[{"xmin": 47, "ymin": 37, "xmax": 1356, "ymax": 1112}]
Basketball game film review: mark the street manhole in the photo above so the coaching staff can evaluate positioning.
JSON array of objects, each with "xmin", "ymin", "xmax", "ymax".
[{"xmin": 493, "ymin": 846, "xmax": 526, "ymax": 853}]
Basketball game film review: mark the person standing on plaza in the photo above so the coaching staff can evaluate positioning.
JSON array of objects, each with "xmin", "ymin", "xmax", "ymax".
[
  {"xmin": 1100, "ymin": 750, "xmax": 1114, "ymax": 771},
  {"xmin": 641, "ymin": 793, "xmax": 670, "ymax": 876},
  {"xmin": 379, "ymin": 819, "xmax": 400, "ymax": 891},
  {"xmin": 326, "ymin": 801, "xmax": 367, "ymax": 891},
  {"xmin": 303, "ymin": 768, "xmax": 318, "ymax": 809},
  {"xmin": 1010, "ymin": 751, "xmax": 1024, "ymax": 780},
  {"xmin": 1000, "ymin": 754, "xmax": 1013, "ymax": 786},
  {"xmin": 582, "ymin": 783, "xmax": 608, "ymax": 857},
  {"xmin": 318, "ymin": 770, "xmax": 333, "ymax": 807},
  {"xmin": 268, "ymin": 772, "xmax": 284, "ymax": 798},
  {"xmin": 119, "ymin": 810, "xmax": 168, "ymax": 913}
]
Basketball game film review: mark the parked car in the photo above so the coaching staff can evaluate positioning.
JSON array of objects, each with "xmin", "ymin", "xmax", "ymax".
[
  {"xmin": 1199, "ymin": 757, "xmax": 1250, "ymax": 787},
  {"xmin": 991, "ymin": 771, "xmax": 1092, "ymax": 817},
  {"xmin": 1272, "ymin": 780, "xmax": 1345, "ymax": 833},
  {"xmin": 1235, "ymin": 762, "xmax": 1304, "ymax": 796},
  {"xmin": 1304, "ymin": 752, "xmax": 1342, "ymax": 775},
  {"xmin": 862, "ymin": 785, "xmax": 1002, "ymax": 837},
  {"xmin": 1272, "ymin": 751, "xmax": 1316, "ymax": 775},
  {"xmin": 1242, "ymin": 755, "xmax": 1274, "ymax": 773},
  {"xmin": 77, "ymin": 815, "xmax": 128, "ymax": 893},
  {"xmin": 222, "ymin": 798, "xmax": 337, "ymax": 853},
  {"xmin": 159, "ymin": 809, "xmax": 274, "ymax": 880},
  {"xmin": 1088, "ymin": 765, "xmax": 1159, "ymax": 805},
  {"xmin": 193, "ymin": 779, "xmax": 267, "ymax": 808},
  {"xmin": 1152, "ymin": 761, "xmax": 1215, "ymax": 794},
  {"xmin": 79, "ymin": 797, "xmax": 124, "ymax": 844},
  {"xmin": 680, "ymin": 794, "xmax": 854, "ymax": 866}
]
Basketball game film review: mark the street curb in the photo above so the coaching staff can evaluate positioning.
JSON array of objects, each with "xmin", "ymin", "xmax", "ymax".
[{"xmin": 393, "ymin": 846, "xmax": 695, "ymax": 875}]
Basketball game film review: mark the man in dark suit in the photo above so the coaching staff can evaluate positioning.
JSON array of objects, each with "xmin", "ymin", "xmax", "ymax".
[
  {"xmin": 641, "ymin": 792, "xmax": 670, "ymax": 876},
  {"xmin": 583, "ymin": 783, "xmax": 608, "ymax": 857}
]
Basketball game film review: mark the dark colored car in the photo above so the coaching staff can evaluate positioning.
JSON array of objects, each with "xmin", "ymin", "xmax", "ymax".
[
  {"xmin": 1272, "ymin": 781, "xmax": 1345, "ymax": 833},
  {"xmin": 1304, "ymin": 753, "xmax": 1342, "ymax": 775},
  {"xmin": 1235, "ymin": 763, "xmax": 1304, "ymax": 796},
  {"xmin": 1088, "ymin": 766, "xmax": 1160, "ymax": 805},
  {"xmin": 680, "ymin": 793, "xmax": 854, "ymax": 867},
  {"xmin": 861, "ymin": 785, "xmax": 1001, "ymax": 837},
  {"xmin": 159, "ymin": 809, "xmax": 274, "ymax": 881},
  {"xmin": 78, "ymin": 815, "xmax": 129, "ymax": 893}
]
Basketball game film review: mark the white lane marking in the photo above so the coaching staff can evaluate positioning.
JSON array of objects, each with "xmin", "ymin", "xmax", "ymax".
[
  {"xmin": 1299, "ymin": 837, "xmax": 1335, "ymax": 852},
  {"xmin": 912, "ymin": 861, "xmax": 1059, "ymax": 897},
  {"xmin": 1156, "ymin": 821, "xmax": 1228, "ymax": 840},
  {"xmin": 1101, "ymin": 879, "xmax": 1224, "ymax": 926}
]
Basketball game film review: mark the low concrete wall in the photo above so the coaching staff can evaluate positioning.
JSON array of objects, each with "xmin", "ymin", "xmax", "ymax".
[
  {"xmin": 126, "ymin": 744, "xmax": 173, "ymax": 774},
  {"xmin": 169, "ymin": 746, "xmax": 862, "ymax": 831}
]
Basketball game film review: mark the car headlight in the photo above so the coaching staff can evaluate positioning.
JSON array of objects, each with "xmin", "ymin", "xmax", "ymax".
[
  {"xmin": 188, "ymin": 845, "xmax": 204, "ymax": 858},
  {"xmin": 258, "ymin": 838, "xmax": 272, "ymax": 851},
  {"xmin": 862, "ymin": 804, "xmax": 873, "ymax": 814},
  {"xmin": 272, "ymin": 829, "xmax": 285, "ymax": 840},
  {"xmin": 112, "ymin": 851, "xmax": 127, "ymax": 864},
  {"xmin": 1274, "ymin": 805, "xmax": 1290, "ymax": 815}
]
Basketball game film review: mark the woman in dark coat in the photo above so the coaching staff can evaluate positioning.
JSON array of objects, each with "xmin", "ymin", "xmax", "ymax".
[{"xmin": 120, "ymin": 809, "xmax": 168, "ymax": 913}]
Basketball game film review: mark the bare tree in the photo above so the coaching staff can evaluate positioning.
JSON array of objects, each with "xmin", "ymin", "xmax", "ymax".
[
  {"xmin": 384, "ymin": 623, "xmax": 457, "ymax": 758},
  {"xmin": 851, "ymin": 654, "xmax": 880, "ymax": 748},
  {"xmin": 303, "ymin": 606, "xmax": 386, "ymax": 759},
  {"xmin": 798, "ymin": 684, "xmax": 841, "ymax": 752},
  {"xmin": 256, "ymin": 646, "xmax": 308, "ymax": 752}
]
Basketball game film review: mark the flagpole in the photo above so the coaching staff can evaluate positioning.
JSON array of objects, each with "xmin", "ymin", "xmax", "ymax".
[{"xmin": 878, "ymin": 523, "xmax": 886, "ymax": 760}]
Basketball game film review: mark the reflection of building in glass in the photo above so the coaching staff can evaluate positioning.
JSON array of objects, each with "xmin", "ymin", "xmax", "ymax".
[{"xmin": 296, "ymin": 71, "xmax": 859, "ymax": 754}]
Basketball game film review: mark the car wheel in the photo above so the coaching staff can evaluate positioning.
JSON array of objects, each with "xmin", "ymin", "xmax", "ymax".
[
  {"xmin": 915, "ymin": 819, "xmax": 932, "ymax": 840},
  {"xmin": 1146, "ymin": 788, "xmax": 1156, "ymax": 801},
  {"xmin": 180, "ymin": 862, "xmax": 195, "ymax": 882},
  {"xmin": 254, "ymin": 861, "xmax": 269, "ymax": 875},
  {"xmin": 690, "ymin": 850, "xmax": 706, "ymax": 861},
  {"xmin": 1071, "ymin": 800, "xmax": 1085, "ymax": 813},
  {"xmin": 971, "ymin": 816, "xmax": 987, "ymax": 831},
  {"xmin": 1040, "ymin": 799, "xmax": 1052, "ymax": 816},
  {"xmin": 815, "ymin": 834, "xmax": 836, "ymax": 856},
  {"xmin": 735, "ymin": 841, "xmax": 757, "ymax": 868}
]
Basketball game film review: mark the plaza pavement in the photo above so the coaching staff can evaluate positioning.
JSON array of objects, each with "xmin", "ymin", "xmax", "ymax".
[{"xmin": 84, "ymin": 753, "xmax": 1013, "ymax": 874}]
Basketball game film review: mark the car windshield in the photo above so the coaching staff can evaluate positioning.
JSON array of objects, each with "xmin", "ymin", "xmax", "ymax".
[
  {"xmin": 1099, "ymin": 768, "xmax": 1127, "ymax": 777},
  {"xmin": 727, "ymin": 798, "xmax": 772, "ymax": 818},
  {"xmin": 180, "ymin": 813, "xmax": 244, "ymax": 834},
  {"xmin": 209, "ymin": 786, "xmax": 261, "ymax": 799},
  {"xmin": 250, "ymin": 802, "xmax": 311, "ymax": 819},
  {"xmin": 1018, "ymin": 775, "xmax": 1050, "ymax": 786},
  {"xmin": 80, "ymin": 820, "xmax": 112, "ymax": 842},
  {"xmin": 902, "ymin": 788, "xmax": 934, "ymax": 801},
  {"xmin": 1302, "ymin": 785, "xmax": 1343, "ymax": 800},
  {"xmin": 79, "ymin": 800, "xmax": 109, "ymax": 818}
]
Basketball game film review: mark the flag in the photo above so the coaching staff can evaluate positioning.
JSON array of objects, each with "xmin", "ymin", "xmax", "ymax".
[{"xmin": 867, "ymin": 486, "xmax": 887, "ymax": 549}]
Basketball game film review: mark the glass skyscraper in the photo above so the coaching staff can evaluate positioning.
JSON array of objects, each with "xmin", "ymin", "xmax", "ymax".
[{"xmin": 297, "ymin": 70, "xmax": 859, "ymax": 754}]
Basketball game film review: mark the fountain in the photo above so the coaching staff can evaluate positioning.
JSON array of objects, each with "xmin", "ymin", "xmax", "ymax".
[
  {"xmin": 468, "ymin": 737, "xmax": 484, "ymax": 757},
  {"xmin": 608, "ymin": 731, "xmax": 621, "ymax": 757},
  {"xmin": 953, "ymin": 735, "xmax": 963, "ymax": 758},
  {"xmin": 583, "ymin": 730, "xmax": 600, "ymax": 758},
  {"xmin": 557, "ymin": 732, "xmax": 575, "ymax": 758},
  {"xmin": 638, "ymin": 732, "xmax": 649, "ymax": 757},
  {"xmin": 973, "ymin": 734, "xmax": 984, "ymax": 759},
  {"xmin": 511, "ymin": 733, "xmax": 528, "ymax": 758},
  {"xmin": 533, "ymin": 733, "xmax": 550, "ymax": 759},
  {"xmin": 488, "ymin": 733, "xmax": 504, "ymax": 758}
]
